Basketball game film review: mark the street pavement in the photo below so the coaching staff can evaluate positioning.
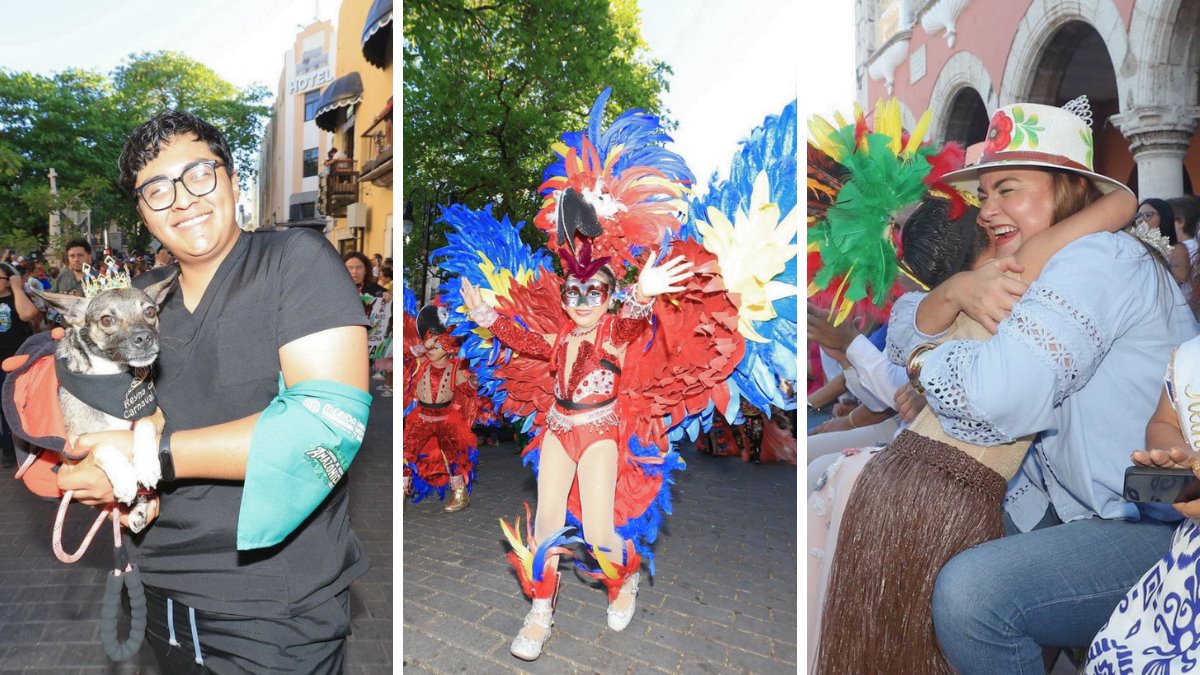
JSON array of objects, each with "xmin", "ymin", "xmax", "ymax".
[
  {"xmin": 402, "ymin": 439, "xmax": 798, "ymax": 674},
  {"xmin": 0, "ymin": 379, "xmax": 394, "ymax": 674}
]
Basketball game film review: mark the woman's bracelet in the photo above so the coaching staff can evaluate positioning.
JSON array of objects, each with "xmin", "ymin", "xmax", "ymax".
[
  {"xmin": 467, "ymin": 303, "xmax": 499, "ymax": 327},
  {"xmin": 847, "ymin": 408, "xmax": 859, "ymax": 429},
  {"xmin": 905, "ymin": 342, "xmax": 939, "ymax": 395}
]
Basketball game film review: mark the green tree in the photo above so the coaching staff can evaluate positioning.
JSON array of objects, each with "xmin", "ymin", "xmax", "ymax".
[
  {"xmin": 402, "ymin": 0, "xmax": 672, "ymax": 292},
  {"xmin": 0, "ymin": 52, "xmax": 268, "ymax": 254}
]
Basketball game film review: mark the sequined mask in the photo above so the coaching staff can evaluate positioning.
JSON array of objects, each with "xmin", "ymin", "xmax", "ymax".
[{"xmin": 561, "ymin": 277, "xmax": 611, "ymax": 308}]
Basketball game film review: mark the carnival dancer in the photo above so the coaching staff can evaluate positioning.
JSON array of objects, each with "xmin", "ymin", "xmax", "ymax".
[
  {"xmin": 433, "ymin": 90, "xmax": 793, "ymax": 663},
  {"xmin": 403, "ymin": 303, "xmax": 478, "ymax": 511},
  {"xmin": 460, "ymin": 187, "xmax": 695, "ymax": 657}
]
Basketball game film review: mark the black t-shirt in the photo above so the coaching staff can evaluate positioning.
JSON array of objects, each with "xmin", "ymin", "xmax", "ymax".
[
  {"xmin": 0, "ymin": 293, "xmax": 33, "ymax": 358},
  {"xmin": 130, "ymin": 229, "xmax": 371, "ymax": 618}
]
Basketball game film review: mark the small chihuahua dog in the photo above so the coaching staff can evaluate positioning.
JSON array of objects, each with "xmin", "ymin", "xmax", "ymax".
[{"xmin": 35, "ymin": 272, "xmax": 176, "ymax": 532}]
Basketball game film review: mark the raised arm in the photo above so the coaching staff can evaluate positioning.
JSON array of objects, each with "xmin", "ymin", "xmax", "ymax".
[
  {"xmin": 914, "ymin": 189, "xmax": 1136, "ymax": 336},
  {"xmin": 461, "ymin": 277, "xmax": 554, "ymax": 360},
  {"xmin": 611, "ymin": 250, "xmax": 694, "ymax": 346},
  {"xmin": 1012, "ymin": 188, "xmax": 1136, "ymax": 281}
]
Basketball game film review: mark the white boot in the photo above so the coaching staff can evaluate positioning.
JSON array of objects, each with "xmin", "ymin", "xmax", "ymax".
[
  {"xmin": 510, "ymin": 597, "xmax": 554, "ymax": 660},
  {"xmin": 606, "ymin": 571, "xmax": 640, "ymax": 632}
]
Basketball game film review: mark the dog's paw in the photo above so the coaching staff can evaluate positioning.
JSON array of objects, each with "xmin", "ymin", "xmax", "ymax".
[
  {"xmin": 126, "ymin": 497, "xmax": 151, "ymax": 534},
  {"xmin": 131, "ymin": 420, "xmax": 160, "ymax": 489},
  {"xmin": 94, "ymin": 445, "xmax": 138, "ymax": 505},
  {"xmin": 132, "ymin": 450, "xmax": 161, "ymax": 490}
]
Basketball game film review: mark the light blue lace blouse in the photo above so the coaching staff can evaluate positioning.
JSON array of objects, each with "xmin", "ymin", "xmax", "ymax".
[{"xmin": 906, "ymin": 233, "xmax": 1197, "ymax": 527}]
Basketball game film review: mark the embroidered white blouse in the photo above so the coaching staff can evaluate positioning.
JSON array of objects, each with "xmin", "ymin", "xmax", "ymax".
[{"xmin": 898, "ymin": 233, "xmax": 1197, "ymax": 527}]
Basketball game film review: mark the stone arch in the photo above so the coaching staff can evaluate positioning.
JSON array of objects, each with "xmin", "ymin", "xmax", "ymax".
[
  {"xmin": 1124, "ymin": 0, "xmax": 1200, "ymax": 109},
  {"xmin": 999, "ymin": 0, "xmax": 1128, "ymax": 108},
  {"xmin": 927, "ymin": 50, "xmax": 998, "ymax": 144}
]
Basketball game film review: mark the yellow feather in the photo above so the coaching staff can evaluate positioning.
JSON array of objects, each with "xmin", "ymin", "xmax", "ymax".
[
  {"xmin": 904, "ymin": 109, "xmax": 933, "ymax": 157},
  {"xmin": 876, "ymin": 98, "xmax": 902, "ymax": 155},
  {"xmin": 592, "ymin": 547, "xmax": 620, "ymax": 579},
  {"xmin": 550, "ymin": 142, "xmax": 571, "ymax": 158},
  {"xmin": 833, "ymin": 297, "xmax": 854, "ymax": 325},
  {"xmin": 604, "ymin": 145, "xmax": 624, "ymax": 172},
  {"xmin": 807, "ymin": 116, "xmax": 843, "ymax": 161}
]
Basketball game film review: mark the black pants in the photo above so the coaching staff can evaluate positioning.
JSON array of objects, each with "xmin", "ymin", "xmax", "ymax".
[{"xmin": 143, "ymin": 586, "xmax": 351, "ymax": 674}]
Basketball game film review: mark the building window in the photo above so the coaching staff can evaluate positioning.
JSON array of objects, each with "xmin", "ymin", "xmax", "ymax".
[
  {"xmin": 289, "ymin": 202, "xmax": 317, "ymax": 221},
  {"xmin": 304, "ymin": 90, "xmax": 320, "ymax": 121},
  {"xmin": 303, "ymin": 148, "xmax": 318, "ymax": 177}
]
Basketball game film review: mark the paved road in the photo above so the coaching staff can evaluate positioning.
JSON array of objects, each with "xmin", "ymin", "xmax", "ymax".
[
  {"xmin": 0, "ymin": 380, "xmax": 394, "ymax": 674},
  {"xmin": 402, "ymin": 439, "xmax": 798, "ymax": 674}
]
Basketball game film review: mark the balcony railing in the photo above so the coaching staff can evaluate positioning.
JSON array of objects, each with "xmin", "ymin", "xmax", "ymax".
[
  {"xmin": 319, "ymin": 158, "xmax": 359, "ymax": 218},
  {"xmin": 359, "ymin": 104, "xmax": 393, "ymax": 188}
]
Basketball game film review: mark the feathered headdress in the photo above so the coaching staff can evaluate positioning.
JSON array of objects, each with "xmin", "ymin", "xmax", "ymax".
[
  {"xmin": 807, "ymin": 98, "xmax": 975, "ymax": 325},
  {"xmin": 554, "ymin": 187, "xmax": 612, "ymax": 280},
  {"xmin": 536, "ymin": 88, "xmax": 693, "ymax": 275}
]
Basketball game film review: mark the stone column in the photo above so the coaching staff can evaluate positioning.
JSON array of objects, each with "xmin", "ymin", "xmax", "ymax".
[{"xmin": 1113, "ymin": 106, "xmax": 1200, "ymax": 200}]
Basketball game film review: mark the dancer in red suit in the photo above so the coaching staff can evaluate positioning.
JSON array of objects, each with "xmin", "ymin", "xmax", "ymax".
[{"xmin": 403, "ymin": 304, "xmax": 478, "ymax": 511}]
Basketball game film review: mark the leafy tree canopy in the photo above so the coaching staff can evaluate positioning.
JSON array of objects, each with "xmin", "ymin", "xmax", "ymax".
[
  {"xmin": 402, "ymin": 0, "xmax": 672, "ymax": 292},
  {"xmin": 0, "ymin": 51, "xmax": 268, "ymax": 255}
]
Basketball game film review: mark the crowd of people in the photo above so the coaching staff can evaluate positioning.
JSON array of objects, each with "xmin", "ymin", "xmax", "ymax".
[{"xmin": 807, "ymin": 98, "xmax": 1200, "ymax": 673}]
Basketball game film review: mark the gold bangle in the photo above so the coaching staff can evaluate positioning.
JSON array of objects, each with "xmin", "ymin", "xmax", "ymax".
[
  {"xmin": 905, "ymin": 342, "xmax": 939, "ymax": 395},
  {"xmin": 847, "ymin": 409, "xmax": 859, "ymax": 429}
]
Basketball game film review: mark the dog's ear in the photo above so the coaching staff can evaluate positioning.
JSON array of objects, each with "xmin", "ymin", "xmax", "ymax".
[
  {"xmin": 33, "ymin": 288, "xmax": 88, "ymax": 327},
  {"xmin": 142, "ymin": 270, "xmax": 179, "ymax": 307}
]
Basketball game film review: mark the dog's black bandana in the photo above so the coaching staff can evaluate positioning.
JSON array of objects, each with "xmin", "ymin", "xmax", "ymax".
[{"xmin": 54, "ymin": 359, "xmax": 158, "ymax": 420}]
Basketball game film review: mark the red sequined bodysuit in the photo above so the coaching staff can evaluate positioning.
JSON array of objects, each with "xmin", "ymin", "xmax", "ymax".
[
  {"xmin": 481, "ymin": 298, "xmax": 653, "ymax": 461},
  {"xmin": 403, "ymin": 359, "xmax": 476, "ymax": 489}
]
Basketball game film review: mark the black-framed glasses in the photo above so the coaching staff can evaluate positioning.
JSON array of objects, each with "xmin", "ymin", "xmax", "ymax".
[{"xmin": 134, "ymin": 160, "xmax": 225, "ymax": 211}]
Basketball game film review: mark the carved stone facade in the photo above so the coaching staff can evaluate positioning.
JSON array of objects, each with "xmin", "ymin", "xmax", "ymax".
[{"xmin": 854, "ymin": 0, "xmax": 1200, "ymax": 199}]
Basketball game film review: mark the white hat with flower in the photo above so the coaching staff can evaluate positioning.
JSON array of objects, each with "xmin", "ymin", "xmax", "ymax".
[{"xmin": 942, "ymin": 96, "xmax": 1131, "ymax": 196}]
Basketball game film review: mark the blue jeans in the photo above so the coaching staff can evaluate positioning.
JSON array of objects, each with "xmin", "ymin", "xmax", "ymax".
[{"xmin": 932, "ymin": 512, "xmax": 1176, "ymax": 674}]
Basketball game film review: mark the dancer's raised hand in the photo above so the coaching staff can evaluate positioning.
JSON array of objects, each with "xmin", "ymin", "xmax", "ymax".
[
  {"xmin": 460, "ymin": 278, "xmax": 483, "ymax": 311},
  {"xmin": 637, "ymin": 249, "xmax": 693, "ymax": 300}
]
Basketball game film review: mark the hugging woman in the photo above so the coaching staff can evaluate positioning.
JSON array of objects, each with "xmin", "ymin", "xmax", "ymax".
[{"xmin": 814, "ymin": 99, "xmax": 1198, "ymax": 674}]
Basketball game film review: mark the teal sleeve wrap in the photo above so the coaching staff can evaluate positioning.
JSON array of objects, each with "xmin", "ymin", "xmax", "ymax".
[{"xmin": 237, "ymin": 375, "xmax": 372, "ymax": 550}]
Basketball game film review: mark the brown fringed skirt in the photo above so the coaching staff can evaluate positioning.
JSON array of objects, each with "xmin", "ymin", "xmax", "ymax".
[{"xmin": 814, "ymin": 429, "xmax": 1008, "ymax": 675}]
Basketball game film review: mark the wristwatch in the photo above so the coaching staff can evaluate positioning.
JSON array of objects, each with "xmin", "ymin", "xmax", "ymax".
[{"xmin": 158, "ymin": 432, "xmax": 175, "ymax": 483}]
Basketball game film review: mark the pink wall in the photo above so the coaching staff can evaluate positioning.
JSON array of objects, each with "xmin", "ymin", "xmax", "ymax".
[
  {"xmin": 867, "ymin": 0, "xmax": 1137, "ymax": 116},
  {"xmin": 864, "ymin": 0, "xmax": 1140, "ymax": 187}
]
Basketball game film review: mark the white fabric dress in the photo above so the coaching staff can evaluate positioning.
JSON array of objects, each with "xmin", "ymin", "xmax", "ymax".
[{"xmin": 1086, "ymin": 335, "xmax": 1200, "ymax": 674}]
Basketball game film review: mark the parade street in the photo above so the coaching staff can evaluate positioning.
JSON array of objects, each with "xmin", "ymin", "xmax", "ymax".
[
  {"xmin": 403, "ymin": 440, "xmax": 798, "ymax": 674},
  {"xmin": 0, "ymin": 380, "xmax": 394, "ymax": 673}
]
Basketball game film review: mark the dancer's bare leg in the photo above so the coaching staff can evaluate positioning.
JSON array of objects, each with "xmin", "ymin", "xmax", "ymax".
[
  {"xmin": 577, "ymin": 440, "xmax": 633, "ymax": 613},
  {"xmin": 517, "ymin": 432, "xmax": 576, "ymax": 644}
]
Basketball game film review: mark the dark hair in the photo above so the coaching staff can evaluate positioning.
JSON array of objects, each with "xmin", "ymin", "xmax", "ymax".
[
  {"xmin": 118, "ymin": 110, "xmax": 234, "ymax": 196},
  {"xmin": 380, "ymin": 265, "xmax": 393, "ymax": 280},
  {"xmin": 1141, "ymin": 198, "xmax": 1177, "ymax": 244},
  {"xmin": 342, "ymin": 251, "xmax": 376, "ymax": 286},
  {"xmin": 900, "ymin": 198, "xmax": 987, "ymax": 289},
  {"xmin": 1050, "ymin": 171, "xmax": 1102, "ymax": 225},
  {"xmin": 1168, "ymin": 196, "xmax": 1200, "ymax": 239},
  {"xmin": 64, "ymin": 238, "xmax": 92, "ymax": 256}
]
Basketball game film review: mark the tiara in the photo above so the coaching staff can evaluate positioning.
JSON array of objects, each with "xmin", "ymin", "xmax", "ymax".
[{"xmin": 80, "ymin": 256, "xmax": 132, "ymax": 298}]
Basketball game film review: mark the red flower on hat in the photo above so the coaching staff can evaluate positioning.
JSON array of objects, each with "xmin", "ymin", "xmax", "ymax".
[{"xmin": 985, "ymin": 111, "xmax": 1014, "ymax": 154}]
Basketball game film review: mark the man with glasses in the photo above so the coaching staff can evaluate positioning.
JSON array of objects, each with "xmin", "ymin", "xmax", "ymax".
[{"xmin": 56, "ymin": 110, "xmax": 372, "ymax": 671}]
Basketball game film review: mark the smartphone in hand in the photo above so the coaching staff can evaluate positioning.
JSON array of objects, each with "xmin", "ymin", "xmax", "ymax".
[{"xmin": 1123, "ymin": 466, "xmax": 1200, "ymax": 503}]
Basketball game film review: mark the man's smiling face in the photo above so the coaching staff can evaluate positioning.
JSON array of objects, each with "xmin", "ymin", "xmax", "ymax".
[{"xmin": 133, "ymin": 135, "xmax": 240, "ymax": 269}]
